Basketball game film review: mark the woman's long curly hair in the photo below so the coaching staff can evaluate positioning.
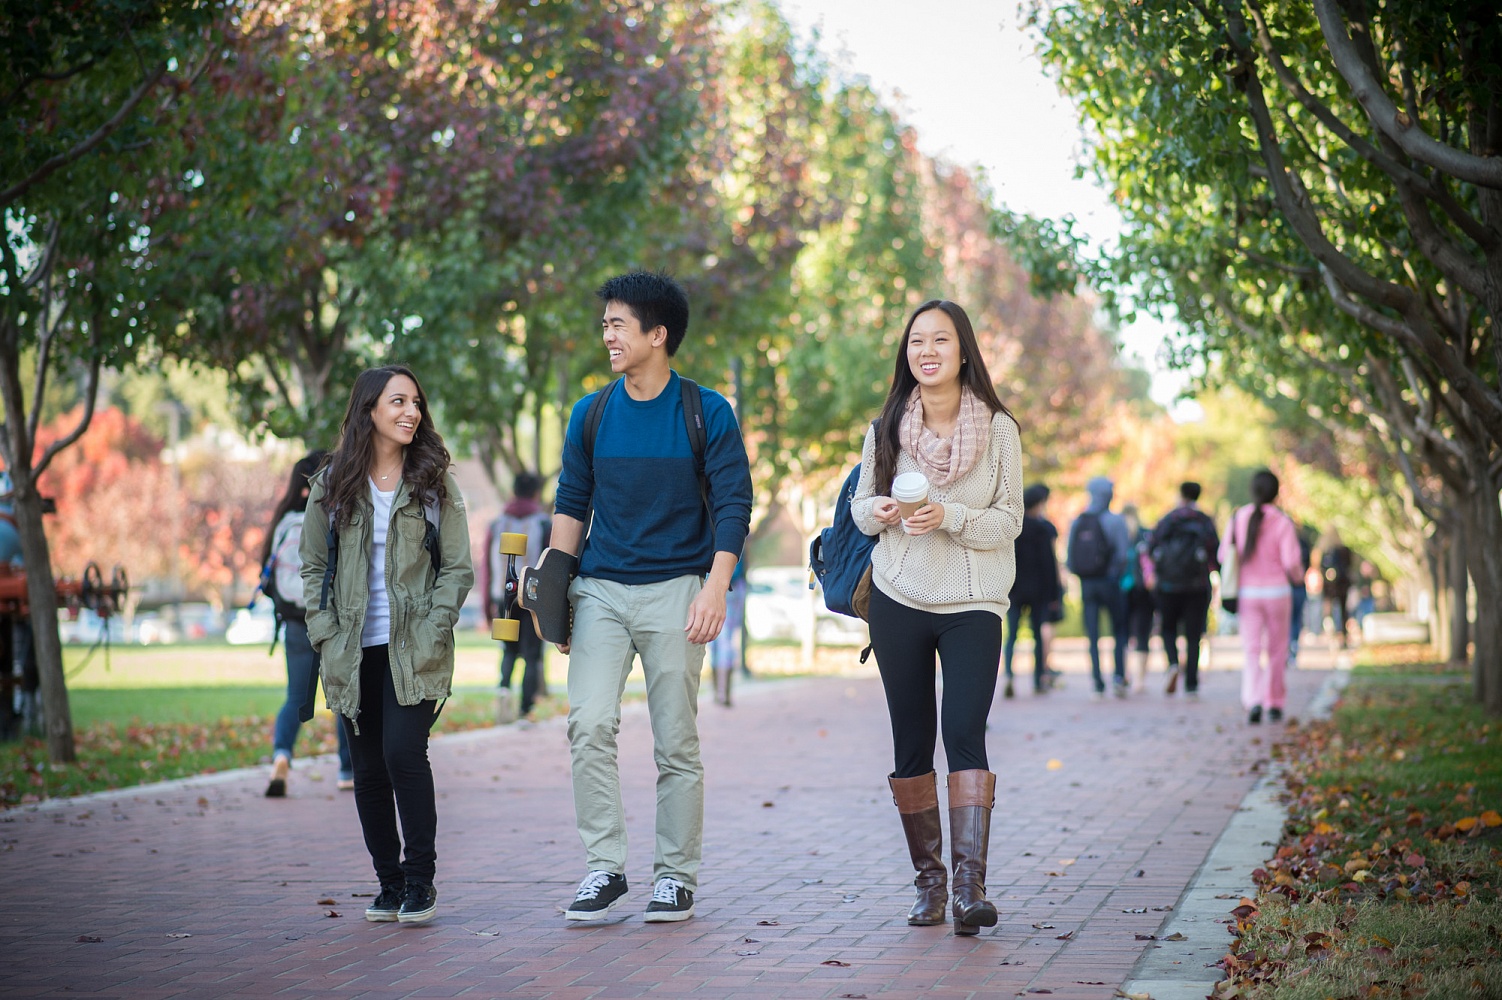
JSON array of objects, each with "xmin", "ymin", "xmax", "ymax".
[
  {"xmin": 871, "ymin": 300, "xmax": 1015, "ymax": 494},
  {"xmin": 318, "ymin": 365, "xmax": 451, "ymax": 529}
]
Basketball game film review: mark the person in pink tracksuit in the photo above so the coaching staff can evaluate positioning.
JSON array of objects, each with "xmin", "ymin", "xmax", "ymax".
[{"xmin": 1220, "ymin": 470, "xmax": 1302, "ymax": 724}]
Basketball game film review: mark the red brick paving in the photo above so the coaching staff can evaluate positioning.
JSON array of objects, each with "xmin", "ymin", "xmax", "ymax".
[{"xmin": 0, "ymin": 637, "xmax": 1331, "ymax": 998}]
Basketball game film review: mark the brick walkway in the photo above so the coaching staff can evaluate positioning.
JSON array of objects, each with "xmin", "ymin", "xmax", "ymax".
[{"xmin": 1, "ymin": 636, "xmax": 1334, "ymax": 999}]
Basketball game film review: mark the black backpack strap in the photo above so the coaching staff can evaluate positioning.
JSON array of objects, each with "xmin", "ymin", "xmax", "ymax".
[
  {"xmin": 320, "ymin": 521, "xmax": 338, "ymax": 611},
  {"xmin": 679, "ymin": 376, "xmax": 710, "ymax": 516},
  {"xmin": 582, "ymin": 377, "xmax": 621, "ymax": 471}
]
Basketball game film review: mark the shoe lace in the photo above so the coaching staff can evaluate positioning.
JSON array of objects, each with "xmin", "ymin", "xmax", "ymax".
[
  {"xmin": 651, "ymin": 877, "xmax": 684, "ymax": 904},
  {"xmin": 576, "ymin": 870, "xmax": 615, "ymax": 900}
]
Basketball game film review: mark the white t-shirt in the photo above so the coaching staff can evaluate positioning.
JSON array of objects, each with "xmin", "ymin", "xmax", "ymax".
[{"xmin": 361, "ymin": 480, "xmax": 396, "ymax": 648}]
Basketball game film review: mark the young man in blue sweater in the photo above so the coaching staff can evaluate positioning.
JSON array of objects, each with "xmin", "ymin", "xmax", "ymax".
[{"xmin": 549, "ymin": 271, "xmax": 753, "ymax": 923}]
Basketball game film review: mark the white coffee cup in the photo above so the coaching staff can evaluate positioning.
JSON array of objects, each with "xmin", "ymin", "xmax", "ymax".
[{"xmin": 891, "ymin": 471, "xmax": 931, "ymax": 519}]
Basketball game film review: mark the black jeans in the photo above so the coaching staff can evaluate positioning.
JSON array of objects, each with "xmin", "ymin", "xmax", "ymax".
[
  {"xmin": 1003, "ymin": 600, "xmax": 1048, "ymax": 688},
  {"xmin": 500, "ymin": 625, "xmax": 544, "ymax": 715},
  {"xmin": 1157, "ymin": 589, "xmax": 1211, "ymax": 692},
  {"xmin": 1080, "ymin": 576, "xmax": 1128, "ymax": 691},
  {"xmin": 867, "ymin": 586, "xmax": 1002, "ymax": 779},
  {"xmin": 348, "ymin": 644, "xmax": 439, "ymax": 886}
]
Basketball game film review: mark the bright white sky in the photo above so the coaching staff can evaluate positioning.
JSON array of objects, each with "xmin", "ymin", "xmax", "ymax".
[{"xmin": 775, "ymin": 0, "xmax": 1193, "ymax": 409}]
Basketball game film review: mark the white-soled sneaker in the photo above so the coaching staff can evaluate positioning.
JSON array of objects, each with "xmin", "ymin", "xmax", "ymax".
[
  {"xmin": 643, "ymin": 876, "xmax": 694, "ymax": 923},
  {"xmin": 565, "ymin": 870, "xmax": 628, "ymax": 921}
]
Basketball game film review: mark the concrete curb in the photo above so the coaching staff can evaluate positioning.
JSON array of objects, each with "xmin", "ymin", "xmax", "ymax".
[{"xmin": 1120, "ymin": 666, "xmax": 1351, "ymax": 999}]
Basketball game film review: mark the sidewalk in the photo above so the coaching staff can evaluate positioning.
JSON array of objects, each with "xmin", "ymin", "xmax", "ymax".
[{"xmin": 1, "ymin": 636, "xmax": 1334, "ymax": 999}]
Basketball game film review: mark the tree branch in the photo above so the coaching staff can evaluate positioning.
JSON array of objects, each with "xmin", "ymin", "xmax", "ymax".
[
  {"xmin": 33, "ymin": 333, "xmax": 101, "ymax": 481},
  {"xmin": 0, "ymin": 62, "xmax": 168, "ymax": 209},
  {"xmin": 1312, "ymin": 0, "xmax": 1502, "ymax": 189}
]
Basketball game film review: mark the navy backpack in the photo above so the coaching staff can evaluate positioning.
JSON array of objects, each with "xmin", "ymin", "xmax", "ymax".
[{"xmin": 809, "ymin": 424, "xmax": 879, "ymax": 660}]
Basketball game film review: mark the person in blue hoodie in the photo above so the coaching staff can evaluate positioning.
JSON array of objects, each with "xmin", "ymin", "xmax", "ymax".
[
  {"xmin": 549, "ymin": 271, "xmax": 753, "ymax": 926},
  {"xmin": 1066, "ymin": 476, "xmax": 1133, "ymax": 697}
]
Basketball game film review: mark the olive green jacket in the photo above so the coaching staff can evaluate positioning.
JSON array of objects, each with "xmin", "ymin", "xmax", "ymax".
[{"xmin": 298, "ymin": 471, "xmax": 474, "ymax": 724}]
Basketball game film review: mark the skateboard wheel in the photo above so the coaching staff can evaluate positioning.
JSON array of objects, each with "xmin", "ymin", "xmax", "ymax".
[
  {"xmin": 491, "ymin": 617, "xmax": 521, "ymax": 642},
  {"xmin": 499, "ymin": 532, "xmax": 529, "ymax": 556}
]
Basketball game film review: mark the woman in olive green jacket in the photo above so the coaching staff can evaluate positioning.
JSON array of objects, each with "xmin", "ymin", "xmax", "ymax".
[{"xmin": 299, "ymin": 364, "xmax": 473, "ymax": 926}]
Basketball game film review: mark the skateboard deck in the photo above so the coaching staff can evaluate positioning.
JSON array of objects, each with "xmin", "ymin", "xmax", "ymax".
[
  {"xmin": 489, "ymin": 532, "xmax": 529, "ymax": 644},
  {"xmin": 518, "ymin": 547, "xmax": 578, "ymax": 646}
]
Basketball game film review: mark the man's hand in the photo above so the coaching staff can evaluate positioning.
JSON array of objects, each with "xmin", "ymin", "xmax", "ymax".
[
  {"xmin": 555, "ymin": 641, "xmax": 570, "ymax": 655},
  {"xmin": 684, "ymin": 581, "xmax": 727, "ymax": 645}
]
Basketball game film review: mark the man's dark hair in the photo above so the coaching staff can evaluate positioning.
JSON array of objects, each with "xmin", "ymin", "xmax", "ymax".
[
  {"xmin": 596, "ymin": 271, "xmax": 690, "ymax": 356},
  {"xmin": 513, "ymin": 470, "xmax": 542, "ymax": 500},
  {"xmin": 1022, "ymin": 483, "xmax": 1050, "ymax": 509},
  {"xmin": 1179, "ymin": 481, "xmax": 1202, "ymax": 502}
]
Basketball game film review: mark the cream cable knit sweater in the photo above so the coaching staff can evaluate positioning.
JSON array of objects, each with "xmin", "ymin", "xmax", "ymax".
[{"xmin": 851, "ymin": 410, "xmax": 1024, "ymax": 618}]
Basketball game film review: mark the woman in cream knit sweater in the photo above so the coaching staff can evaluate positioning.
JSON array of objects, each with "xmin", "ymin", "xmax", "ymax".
[{"xmin": 851, "ymin": 299, "xmax": 1023, "ymax": 936}]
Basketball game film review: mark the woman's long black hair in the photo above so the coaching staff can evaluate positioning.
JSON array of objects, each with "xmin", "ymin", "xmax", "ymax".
[
  {"xmin": 871, "ymin": 300, "xmax": 1015, "ymax": 494},
  {"xmin": 259, "ymin": 450, "xmax": 326, "ymax": 566},
  {"xmin": 1241, "ymin": 469, "xmax": 1280, "ymax": 559},
  {"xmin": 318, "ymin": 364, "xmax": 451, "ymax": 529}
]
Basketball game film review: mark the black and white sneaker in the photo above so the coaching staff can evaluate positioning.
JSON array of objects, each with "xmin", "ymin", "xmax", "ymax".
[
  {"xmin": 397, "ymin": 881, "xmax": 437, "ymax": 924},
  {"xmin": 643, "ymin": 876, "xmax": 694, "ymax": 923},
  {"xmin": 364, "ymin": 882, "xmax": 405, "ymax": 922},
  {"xmin": 565, "ymin": 870, "xmax": 628, "ymax": 921}
]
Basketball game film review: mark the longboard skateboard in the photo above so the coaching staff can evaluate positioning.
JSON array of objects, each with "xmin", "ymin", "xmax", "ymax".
[
  {"xmin": 517, "ymin": 547, "xmax": 578, "ymax": 646},
  {"xmin": 489, "ymin": 532, "xmax": 530, "ymax": 643}
]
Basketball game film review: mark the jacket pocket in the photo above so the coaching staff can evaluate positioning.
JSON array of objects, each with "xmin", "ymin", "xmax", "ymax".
[{"xmin": 306, "ymin": 609, "xmax": 338, "ymax": 649}]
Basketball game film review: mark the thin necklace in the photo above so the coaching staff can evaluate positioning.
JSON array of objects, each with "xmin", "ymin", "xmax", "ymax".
[{"xmin": 374, "ymin": 460, "xmax": 402, "ymax": 482}]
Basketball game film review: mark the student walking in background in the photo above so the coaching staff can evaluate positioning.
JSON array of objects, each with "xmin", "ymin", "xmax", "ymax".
[
  {"xmin": 1221, "ymin": 469, "xmax": 1301, "ymax": 724},
  {"xmin": 1003, "ymin": 483, "xmax": 1063, "ymax": 697},
  {"xmin": 1067, "ymin": 477, "xmax": 1132, "ymax": 698},
  {"xmin": 1120, "ymin": 503, "xmax": 1157, "ymax": 693},
  {"xmin": 261, "ymin": 450, "xmax": 353, "ymax": 797},
  {"xmin": 852, "ymin": 299, "xmax": 1023, "ymax": 936},
  {"xmin": 1150, "ymin": 482, "xmax": 1219, "ymax": 698},
  {"xmin": 300, "ymin": 365, "xmax": 474, "ymax": 925}
]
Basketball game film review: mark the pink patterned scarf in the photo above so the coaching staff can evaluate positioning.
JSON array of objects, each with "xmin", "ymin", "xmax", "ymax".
[{"xmin": 899, "ymin": 386, "xmax": 991, "ymax": 488}]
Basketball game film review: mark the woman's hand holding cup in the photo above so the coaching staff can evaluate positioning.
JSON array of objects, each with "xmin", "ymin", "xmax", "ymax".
[
  {"xmin": 891, "ymin": 472, "xmax": 937, "ymax": 534},
  {"xmin": 901, "ymin": 502, "xmax": 944, "ymax": 535}
]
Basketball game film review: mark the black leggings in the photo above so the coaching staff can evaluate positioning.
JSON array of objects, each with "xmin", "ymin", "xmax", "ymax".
[
  {"xmin": 867, "ymin": 586, "xmax": 1002, "ymax": 779},
  {"xmin": 347, "ymin": 644, "xmax": 439, "ymax": 885}
]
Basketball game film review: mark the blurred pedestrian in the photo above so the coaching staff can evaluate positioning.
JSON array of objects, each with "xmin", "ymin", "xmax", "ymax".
[
  {"xmin": 852, "ymin": 299, "xmax": 1023, "ymax": 935},
  {"xmin": 709, "ymin": 556, "xmax": 747, "ymax": 706},
  {"xmin": 1319, "ymin": 528, "xmax": 1354, "ymax": 648},
  {"xmin": 1287, "ymin": 524, "xmax": 1315, "ymax": 667},
  {"xmin": 260, "ymin": 450, "xmax": 353, "ymax": 797},
  {"xmin": 483, "ymin": 470, "xmax": 550, "ymax": 720},
  {"xmin": 300, "ymin": 364, "xmax": 474, "ymax": 925},
  {"xmin": 1150, "ymin": 482, "xmax": 1219, "ymax": 698},
  {"xmin": 1066, "ymin": 477, "xmax": 1132, "ymax": 698},
  {"xmin": 1120, "ymin": 503, "xmax": 1157, "ymax": 693},
  {"xmin": 1221, "ymin": 470, "xmax": 1301, "ymax": 724},
  {"xmin": 1003, "ymin": 483, "xmax": 1063, "ymax": 697}
]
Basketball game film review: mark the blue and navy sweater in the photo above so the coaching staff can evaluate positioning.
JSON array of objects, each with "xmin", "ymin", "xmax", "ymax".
[{"xmin": 555, "ymin": 372, "xmax": 753, "ymax": 585}]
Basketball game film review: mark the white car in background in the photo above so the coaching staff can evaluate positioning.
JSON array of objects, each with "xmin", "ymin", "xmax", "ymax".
[{"xmin": 745, "ymin": 566, "xmax": 868, "ymax": 646}]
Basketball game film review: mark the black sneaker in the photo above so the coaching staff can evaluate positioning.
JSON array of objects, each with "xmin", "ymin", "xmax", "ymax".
[
  {"xmin": 565, "ymin": 870, "xmax": 628, "ymax": 921},
  {"xmin": 397, "ymin": 881, "xmax": 437, "ymax": 924},
  {"xmin": 365, "ymin": 882, "xmax": 405, "ymax": 922},
  {"xmin": 643, "ymin": 876, "xmax": 694, "ymax": 922},
  {"xmin": 1268, "ymin": 707, "xmax": 1284, "ymax": 723},
  {"xmin": 1248, "ymin": 706, "xmax": 1263, "ymax": 724}
]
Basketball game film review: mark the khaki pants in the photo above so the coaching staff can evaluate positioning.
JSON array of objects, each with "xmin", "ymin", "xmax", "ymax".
[{"xmin": 566, "ymin": 574, "xmax": 705, "ymax": 892}]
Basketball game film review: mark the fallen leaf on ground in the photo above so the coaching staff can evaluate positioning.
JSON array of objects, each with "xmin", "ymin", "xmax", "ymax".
[
  {"xmin": 1031, "ymin": 922, "xmax": 1056, "ymax": 929},
  {"xmin": 1163, "ymin": 931, "xmax": 1187, "ymax": 941},
  {"xmin": 1122, "ymin": 907, "xmax": 1147, "ymax": 913},
  {"xmin": 1055, "ymin": 931, "xmax": 1074, "ymax": 940},
  {"xmin": 76, "ymin": 936, "xmax": 103, "ymax": 943},
  {"xmin": 1047, "ymin": 759, "xmax": 1064, "ymax": 770},
  {"xmin": 821, "ymin": 959, "xmax": 852, "ymax": 967},
  {"xmin": 323, "ymin": 910, "xmax": 340, "ymax": 918},
  {"xmin": 757, "ymin": 920, "xmax": 780, "ymax": 926},
  {"xmin": 316, "ymin": 898, "xmax": 337, "ymax": 906},
  {"xmin": 1114, "ymin": 991, "xmax": 1152, "ymax": 1000},
  {"xmin": 166, "ymin": 933, "xmax": 191, "ymax": 939}
]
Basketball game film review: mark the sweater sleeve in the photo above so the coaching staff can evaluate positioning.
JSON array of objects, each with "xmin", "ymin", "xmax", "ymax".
[
  {"xmin": 938, "ymin": 413, "xmax": 1024, "ymax": 551},
  {"xmin": 299, "ymin": 476, "xmax": 335, "ymax": 649},
  {"xmin": 850, "ymin": 424, "xmax": 886, "ymax": 537},
  {"xmin": 430, "ymin": 472, "xmax": 475, "ymax": 630},
  {"xmin": 553, "ymin": 395, "xmax": 594, "ymax": 523},
  {"xmin": 702, "ymin": 389, "xmax": 753, "ymax": 557}
]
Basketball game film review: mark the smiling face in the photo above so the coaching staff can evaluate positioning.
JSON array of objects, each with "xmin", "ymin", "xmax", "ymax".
[
  {"xmin": 601, "ymin": 300, "xmax": 665, "ymax": 377},
  {"xmin": 905, "ymin": 308, "xmax": 963, "ymax": 390},
  {"xmin": 370, "ymin": 373, "xmax": 421, "ymax": 450}
]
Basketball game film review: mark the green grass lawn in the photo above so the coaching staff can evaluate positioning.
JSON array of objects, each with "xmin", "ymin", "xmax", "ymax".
[{"xmin": 1219, "ymin": 654, "xmax": 1502, "ymax": 998}]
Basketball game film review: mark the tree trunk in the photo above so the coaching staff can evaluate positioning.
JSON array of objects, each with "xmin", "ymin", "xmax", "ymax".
[
  {"xmin": 1449, "ymin": 513, "xmax": 1470, "ymax": 665},
  {"xmin": 1461, "ymin": 447, "xmax": 1501, "ymax": 714},
  {"xmin": 11, "ymin": 476, "xmax": 75, "ymax": 761},
  {"xmin": 1427, "ymin": 527, "xmax": 1451, "ymax": 661}
]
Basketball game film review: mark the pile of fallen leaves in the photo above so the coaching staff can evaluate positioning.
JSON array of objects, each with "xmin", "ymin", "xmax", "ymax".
[{"xmin": 1213, "ymin": 670, "xmax": 1502, "ymax": 998}]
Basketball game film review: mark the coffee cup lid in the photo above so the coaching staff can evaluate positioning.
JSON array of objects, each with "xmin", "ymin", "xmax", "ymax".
[{"xmin": 892, "ymin": 471, "xmax": 929, "ymax": 501}]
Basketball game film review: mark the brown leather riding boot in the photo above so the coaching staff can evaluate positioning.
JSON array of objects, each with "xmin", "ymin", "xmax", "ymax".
[
  {"xmin": 888, "ymin": 772, "xmax": 947, "ymax": 926},
  {"xmin": 947, "ymin": 769, "xmax": 998, "ymax": 935}
]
